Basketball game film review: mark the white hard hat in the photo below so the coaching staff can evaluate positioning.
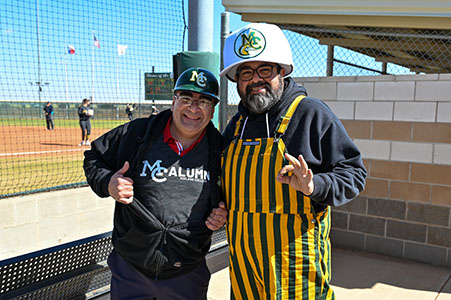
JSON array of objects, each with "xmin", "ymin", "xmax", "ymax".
[{"xmin": 220, "ymin": 23, "xmax": 294, "ymax": 82}]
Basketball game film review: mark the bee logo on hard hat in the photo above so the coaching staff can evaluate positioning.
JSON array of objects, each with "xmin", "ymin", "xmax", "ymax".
[
  {"xmin": 234, "ymin": 28, "xmax": 266, "ymax": 58},
  {"xmin": 189, "ymin": 70, "xmax": 208, "ymax": 87}
]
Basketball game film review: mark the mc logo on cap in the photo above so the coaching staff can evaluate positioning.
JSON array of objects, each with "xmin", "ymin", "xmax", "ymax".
[
  {"xmin": 221, "ymin": 23, "xmax": 294, "ymax": 82},
  {"xmin": 234, "ymin": 28, "xmax": 266, "ymax": 59},
  {"xmin": 189, "ymin": 71, "xmax": 208, "ymax": 87}
]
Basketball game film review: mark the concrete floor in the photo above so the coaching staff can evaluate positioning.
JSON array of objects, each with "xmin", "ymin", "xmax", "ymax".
[{"xmin": 207, "ymin": 247, "xmax": 451, "ymax": 300}]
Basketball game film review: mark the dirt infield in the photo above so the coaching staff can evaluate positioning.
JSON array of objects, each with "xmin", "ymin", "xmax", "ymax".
[
  {"xmin": 0, "ymin": 125, "xmax": 114, "ymax": 196},
  {"xmin": 0, "ymin": 125, "xmax": 110, "ymax": 154}
]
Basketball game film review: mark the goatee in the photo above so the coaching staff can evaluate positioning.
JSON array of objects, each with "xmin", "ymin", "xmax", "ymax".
[{"xmin": 240, "ymin": 75, "xmax": 284, "ymax": 114}]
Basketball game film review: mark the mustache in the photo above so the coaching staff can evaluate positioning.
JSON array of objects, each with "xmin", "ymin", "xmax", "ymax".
[{"xmin": 246, "ymin": 82, "xmax": 271, "ymax": 93}]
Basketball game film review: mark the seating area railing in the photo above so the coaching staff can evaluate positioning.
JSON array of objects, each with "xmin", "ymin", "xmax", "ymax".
[{"xmin": 0, "ymin": 229, "xmax": 228, "ymax": 300}]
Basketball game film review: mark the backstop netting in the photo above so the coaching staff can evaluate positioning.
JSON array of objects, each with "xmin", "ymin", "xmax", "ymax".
[{"xmin": 1, "ymin": 0, "xmax": 185, "ymax": 198}]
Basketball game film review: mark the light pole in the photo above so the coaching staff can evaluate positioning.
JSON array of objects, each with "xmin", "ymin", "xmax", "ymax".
[{"xmin": 35, "ymin": 0, "xmax": 44, "ymax": 118}]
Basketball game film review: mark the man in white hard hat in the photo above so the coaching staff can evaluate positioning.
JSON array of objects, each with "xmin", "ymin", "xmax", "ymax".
[{"xmin": 220, "ymin": 23, "xmax": 367, "ymax": 299}]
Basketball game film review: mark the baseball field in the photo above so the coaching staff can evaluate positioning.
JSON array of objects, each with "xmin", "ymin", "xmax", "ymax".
[{"xmin": 0, "ymin": 119, "xmax": 125, "ymax": 197}]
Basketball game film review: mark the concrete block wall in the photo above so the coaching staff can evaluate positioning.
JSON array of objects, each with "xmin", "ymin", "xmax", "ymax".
[
  {"xmin": 0, "ymin": 187, "xmax": 114, "ymax": 260},
  {"xmin": 296, "ymin": 74, "xmax": 451, "ymax": 267}
]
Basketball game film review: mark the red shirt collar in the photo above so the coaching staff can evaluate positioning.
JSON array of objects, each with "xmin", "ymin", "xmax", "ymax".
[{"xmin": 163, "ymin": 116, "xmax": 206, "ymax": 156}]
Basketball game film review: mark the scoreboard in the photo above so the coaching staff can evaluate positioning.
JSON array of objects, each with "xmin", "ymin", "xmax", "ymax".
[{"xmin": 144, "ymin": 72, "xmax": 173, "ymax": 100}]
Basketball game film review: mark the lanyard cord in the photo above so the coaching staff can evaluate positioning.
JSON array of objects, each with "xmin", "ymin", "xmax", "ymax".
[
  {"xmin": 239, "ymin": 112, "xmax": 270, "ymax": 139},
  {"xmin": 239, "ymin": 116, "xmax": 249, "ymax": 140},
  {"xmin": 265, "ymin": 113, "xmax": 270, "ymax": 138}
]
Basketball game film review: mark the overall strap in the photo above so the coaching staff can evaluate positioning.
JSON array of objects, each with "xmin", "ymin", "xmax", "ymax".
[
  {"xmin": 274, "ymin": 95, "xmax": 306, "ymax": 140},
  {"xmin": 232, "ymin": 115, "xmax": 244, "ymax": 142}
]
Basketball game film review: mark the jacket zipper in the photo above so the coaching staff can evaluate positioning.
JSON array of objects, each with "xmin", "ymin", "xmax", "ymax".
[{"xmin": 154, "ymin": 227, "xmax": 168, "ymax": 280}]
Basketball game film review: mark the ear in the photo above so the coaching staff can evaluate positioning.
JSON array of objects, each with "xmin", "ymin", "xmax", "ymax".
[
  {"xmin": 280, "ymin": 67, "xmax": 286, "ymax": 77},
  {"xmin": 171, "ymin": 95, "xmax": 176, "ymax": 111}
]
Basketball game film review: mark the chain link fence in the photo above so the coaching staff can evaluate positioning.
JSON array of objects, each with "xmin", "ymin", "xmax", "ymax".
[
  {"xmin": 224, "ymin": 24, "xmax": 451, "ymax": 123},
  {"xmin": 0, "ymin": 0, "xmax": 186, "ymax": 198}
]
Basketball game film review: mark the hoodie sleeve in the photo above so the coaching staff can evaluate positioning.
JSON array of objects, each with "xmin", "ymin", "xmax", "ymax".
[
  {"xmin": 83, "ymin": 124, "xmax": 127, "ymax": 198},
  {"xmin": 309, "ymin": 118, "xmax": 367, "ymax": 207}
]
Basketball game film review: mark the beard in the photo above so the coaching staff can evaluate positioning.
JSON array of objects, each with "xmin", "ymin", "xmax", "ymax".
[{"xmin": 239, "ymin": 75, "xmax": 284, "ymax": 115}]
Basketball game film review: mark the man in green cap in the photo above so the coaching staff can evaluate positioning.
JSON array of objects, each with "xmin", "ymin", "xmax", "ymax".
[{"xmin": 83, "ymin": 67, "xmax": 227, "ymax": 300}]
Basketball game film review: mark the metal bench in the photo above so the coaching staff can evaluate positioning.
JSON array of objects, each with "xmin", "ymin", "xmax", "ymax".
[{"xmin": 0, "ymin": 229, "xmax": 228, "ymax": 300}]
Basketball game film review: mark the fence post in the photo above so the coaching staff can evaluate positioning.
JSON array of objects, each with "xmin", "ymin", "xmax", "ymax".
[
  {"xmin": 219, "ymin": 12, "xmax": 229, "ymax": 132},
  {"xmin": 326, "ymin": 45, "xmax": 334, "ymax": 76},
  {"xmin": 382, "ymin": 62, "xmax": 387, "ymax": 74}
]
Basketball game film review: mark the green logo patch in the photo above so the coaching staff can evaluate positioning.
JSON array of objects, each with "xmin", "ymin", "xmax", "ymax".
[{"xmin": 234, "ymin": 28, "xmax": 266, "ymax": 59}]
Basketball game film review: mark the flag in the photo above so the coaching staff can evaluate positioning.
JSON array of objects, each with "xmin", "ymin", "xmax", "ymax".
[
  {"xmin": 68, "ymin": 44, "xmax": 75, "ymax": 54},
  {"xmin": 117, "ymin": 44, "xmax": 128, "ymax": 56},
  {"xmin": 93, "ymin": 36, "xmax": 100, "ymax": 48}
]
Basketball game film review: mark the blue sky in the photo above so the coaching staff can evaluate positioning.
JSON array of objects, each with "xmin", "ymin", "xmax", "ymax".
[
  {"xmin": 0, "ymin": 0, "xmax": 248, "ymax": 103},
  {"xmin": 0, "ymin": 0, "xmax": 408, "ymax": 104}
]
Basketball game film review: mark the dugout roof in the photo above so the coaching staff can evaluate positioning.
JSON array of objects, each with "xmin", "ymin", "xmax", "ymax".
[{"xmin": 222, "ymin": 0, "xmax": 451, "ymax": 73}]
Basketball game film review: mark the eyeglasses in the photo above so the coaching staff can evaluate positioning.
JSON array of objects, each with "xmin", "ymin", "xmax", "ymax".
[
  {"xmin": 175, "ymin": 95, "xmax": 216, "ymax": 109},
  {"xmin": 237, "ymin": 64, "xmax": 280, "ymax": 81}
]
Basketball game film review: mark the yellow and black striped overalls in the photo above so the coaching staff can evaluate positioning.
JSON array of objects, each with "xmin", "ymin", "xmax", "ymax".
[{"xmin": 221, "ymin": 96, "xmax": 335, "ymax": 300}]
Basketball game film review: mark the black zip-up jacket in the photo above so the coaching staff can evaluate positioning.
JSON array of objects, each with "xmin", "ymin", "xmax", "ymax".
[
  {"xmin": 223, "ymin": 77, "xmax": 367, "ymax": 211},
  {"xmin": 78, "ymin": 105, "xmax": 91, "ymax": 121},
  {"xmin": 83, "ymin": 109, "xmax": 223, "ymax": 279},
  {"xmin": 43, "ymin": 104, "xmax": 53, "ymax": 116}
]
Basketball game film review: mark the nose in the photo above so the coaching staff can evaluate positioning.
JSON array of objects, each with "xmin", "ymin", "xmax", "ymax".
[
  {"xmin": 249, "ymin": 70, "xmax": 263, "ymax": 83},
  {"xmin": 187, "ymin": 100, "xmax": 201, "ymax": 110}
]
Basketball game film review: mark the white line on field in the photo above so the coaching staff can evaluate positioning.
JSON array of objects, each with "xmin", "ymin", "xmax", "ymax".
[{"xmin": 0, "ymin": 148, "xmax": 89, "ymax": 156}]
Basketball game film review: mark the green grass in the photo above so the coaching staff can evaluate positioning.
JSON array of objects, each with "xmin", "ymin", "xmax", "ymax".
[
  {"xmin": 0, "ymin": 118, "xmax": 126, "ymax": 129},
  {"xmin": 0, "ymin": 117, "xmax": 143, "ymax": 197},
  {"xmin": 0, "ymin": 154, "xmax": 87, "ymax": 197},
  {"xmin": 0, "ymin": 118, "xmax": 131, "ymax": 197}
]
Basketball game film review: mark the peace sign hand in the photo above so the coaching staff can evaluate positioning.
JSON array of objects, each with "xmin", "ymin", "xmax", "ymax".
[{"xmin": 276, "ymin": 153, "xmax": 314, "ymax": 196}]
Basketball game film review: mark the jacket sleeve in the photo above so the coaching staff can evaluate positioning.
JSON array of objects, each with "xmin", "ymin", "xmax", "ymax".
[
  {"xmin": 207, "ymin": 123, "xmax": 225, "ymax": 208},
  {"xmin": 309, "ymin": 118, "xmax": 367, "ymax": 207},
  {"xmin": 83, "ymin": 124, "xmax": 127, "ymax": 198}
]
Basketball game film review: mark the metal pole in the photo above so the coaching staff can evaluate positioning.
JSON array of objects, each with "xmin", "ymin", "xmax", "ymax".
[
  {"xmin": 382, "ymin": 62, "xmax": 387, "ymax": 74},
  {"xmin": 139, "ymin": 69, "xmax": 141, "ymax": 118},
  {"xmin": 152, "ymin": 66, "xmax": 155, "ymax": 108},
  {"xmin": 188, "ymin": 0, "xmax": 213, "ymax": 51},
  {"xmin": 219, "ymin": 12, "xmax": 229, "ymax": 132},
  {"xmin": 36, "ymin": 0, "xmax": 42, "ymax": 117},
  {"xmin": 326, "ymin": 45, "xmax": 334, "ymax": 77},
  {"xmin": 116, "ymin": 43, "xmax": 119, "ymax": 101},
  {"xmin": 91, "ymin": 30, "xmax": 95, "ymax": 101},
  {"xmin": 65, "ymin": 42, "xmax": 68, "ymax": 102}
]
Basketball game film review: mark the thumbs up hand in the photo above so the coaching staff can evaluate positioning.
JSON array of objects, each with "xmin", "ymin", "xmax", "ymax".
[{"xmin": 108, "ymin": 161, "xmax": 134, "ymax": 204}]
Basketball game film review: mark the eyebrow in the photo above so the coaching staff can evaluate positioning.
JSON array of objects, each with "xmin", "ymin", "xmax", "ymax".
[
  {"xmin": 238, "ymin": 64, "xmax": 275, "ymax": 71},
  {"xmin": 198, "ymin": 96, "xmax": 213, "ymax": 101},
  {"xmin": 177, "ymin": 91, "xmax": 213, "ymax": 102}
]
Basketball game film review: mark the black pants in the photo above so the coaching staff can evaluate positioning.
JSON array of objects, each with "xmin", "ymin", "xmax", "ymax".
[
  {"xmin": 79, "ymin": 119, "xmax": 91, "ymax": 140},
  {"xmin": 45, "ymin": 115, "xmax": 54, "ymax": 130},
  {"xmin": 107, "ymin": 250, "xmax": 210, "ymax": 300}
]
